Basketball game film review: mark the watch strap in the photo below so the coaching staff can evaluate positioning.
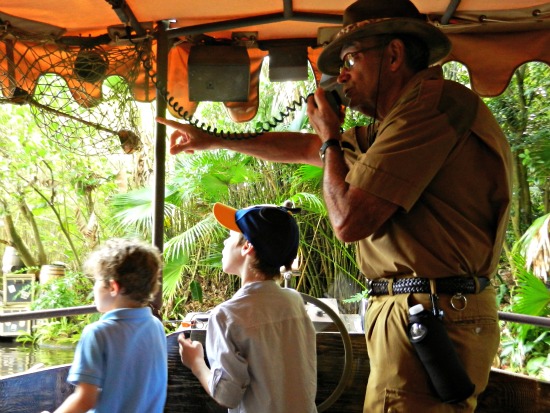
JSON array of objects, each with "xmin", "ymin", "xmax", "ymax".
[{"xmin": 319, "ymin": 139, "xmax": 341, "ymax": 161}]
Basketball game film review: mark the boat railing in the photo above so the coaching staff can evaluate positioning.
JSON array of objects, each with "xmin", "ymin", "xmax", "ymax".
[
  {"xmin": 0, "ymin": 305, "xmax": 97, "ymax": 323},
  {"xmin": 1, "ymin": 303, "xmax": 549, "ymax": 413},
  {"xmin": 0, "ymin": 306, "xmax": 549, "ymax": 327}
]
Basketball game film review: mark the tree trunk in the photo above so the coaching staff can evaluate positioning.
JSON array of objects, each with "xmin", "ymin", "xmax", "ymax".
[
  {"xmin": 3, "ymin": 214, "xmax": 37, "ymax": 268},
  {"xmin": 19, "ymin": 199, "xmax": 48, "ymax": 265},
  {"xmin": 511, "ymin": 149, "xmax": 534, "ymax": 238}
]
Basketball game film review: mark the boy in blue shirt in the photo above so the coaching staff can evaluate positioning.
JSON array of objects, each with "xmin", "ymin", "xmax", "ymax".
[{"xmin": 42, "ymin": 238, "xmax": 167, "ymax": 413}]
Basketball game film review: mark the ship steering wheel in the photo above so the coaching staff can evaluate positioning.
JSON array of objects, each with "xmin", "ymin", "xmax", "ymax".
[{"xmin": 301, "ymin": 293, "xmax": 354, "ymax": 412}]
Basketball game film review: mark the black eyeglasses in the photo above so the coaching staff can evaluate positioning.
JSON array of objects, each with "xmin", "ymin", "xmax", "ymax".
[{"xmin": 339, "ymin": 44, "xmax": 386, "ymax": 74}]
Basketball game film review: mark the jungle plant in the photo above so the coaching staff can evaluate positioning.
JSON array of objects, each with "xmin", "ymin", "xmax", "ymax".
[
  {"xmin": 16, "ymin": 270, "xmax": 98, "ymax": 346},
  {"xmin": 499, "ymin": 215, "xmax": 550, "ymax": 380},
  {"xmin": 485, "ymin": 63, "xmax": 550, "ymax": 238},
  {"xmin": 0, "ymin": 77, "xmax": 150, "ymax": 273},
  {"xmin": 499, "ymin": 254, "xmax": 550, "ymax": 380}
]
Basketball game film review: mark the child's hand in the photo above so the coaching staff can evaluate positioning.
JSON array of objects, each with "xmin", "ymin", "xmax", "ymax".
[{"xmin": 178, "ymin": 333, "xmax": 205, "ymax": 371}]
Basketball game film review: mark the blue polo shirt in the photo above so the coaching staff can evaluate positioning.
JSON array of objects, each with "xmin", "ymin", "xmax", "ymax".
[{"xmin": 67, "ymin": 307, "xmax": 167, "ymax": 413}]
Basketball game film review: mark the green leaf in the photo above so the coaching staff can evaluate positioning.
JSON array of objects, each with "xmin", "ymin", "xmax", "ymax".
[{"xmin": 190, "ymin": 280, "xmax": 203, "ymax": 303}]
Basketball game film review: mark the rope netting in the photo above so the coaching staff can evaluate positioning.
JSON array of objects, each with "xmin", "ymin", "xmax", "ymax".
[{"xmin": 0, "ymin": 30, "xmax": 152, "ymax": 156}]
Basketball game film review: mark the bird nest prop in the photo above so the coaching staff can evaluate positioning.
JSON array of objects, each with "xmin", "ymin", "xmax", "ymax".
[{"xmin": 0, "ymin": 27, "xmax": 151, "ymax": 156}]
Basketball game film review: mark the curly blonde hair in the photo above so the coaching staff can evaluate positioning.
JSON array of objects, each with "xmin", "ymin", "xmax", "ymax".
[{"xmin": 84, "ymin": 238, "xmax": 162, "ymax": 305}]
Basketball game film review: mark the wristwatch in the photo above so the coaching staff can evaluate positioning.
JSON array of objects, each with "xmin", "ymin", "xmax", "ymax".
[{"xmin": 319, "ymin": 139, "xmax": 341, "ymax": 161}]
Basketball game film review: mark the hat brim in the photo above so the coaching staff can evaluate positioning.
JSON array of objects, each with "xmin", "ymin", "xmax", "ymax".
[
  {"xmin": 317, "ymin": 18, "xmax": 452, "ymax": 76},
  {"xmin": 213, "ymin": 203, "xmax": 241, "ymax": 232}
]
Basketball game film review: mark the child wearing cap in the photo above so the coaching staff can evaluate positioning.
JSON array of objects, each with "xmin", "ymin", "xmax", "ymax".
[
  {"xmin": 42, "ymin": 238, "xmax": 167, "ymax": 413},
  {"xmin": 178, "ymin": 202, "xmax": 317, "ymax": 413}
]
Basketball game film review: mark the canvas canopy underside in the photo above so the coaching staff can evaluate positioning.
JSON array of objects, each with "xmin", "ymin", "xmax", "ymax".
[{"xmin": 1, "ymin": 0, "xmax": 549, "ymax": 122}]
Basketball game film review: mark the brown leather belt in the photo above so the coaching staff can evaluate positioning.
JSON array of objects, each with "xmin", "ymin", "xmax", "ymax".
[{"xmin": 367, "ymin": 276, "xmax": 490, "ymax": 296}]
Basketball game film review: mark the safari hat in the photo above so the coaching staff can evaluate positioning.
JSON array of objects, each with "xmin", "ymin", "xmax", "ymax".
[
  {"xmin": 213, "ymin": 202, "xmax": 299, "ymax": 268},
  {"xmin": 317, "ymin": 0, "xmax": 451, "ymax": 75}
]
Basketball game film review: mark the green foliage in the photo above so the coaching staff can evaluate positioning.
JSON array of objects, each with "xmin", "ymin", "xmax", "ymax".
[
  {"xmin": 18, "ymin": 318, "xmax": 85, "ymax": 346},
  {"xmin": 442, "ymin": 61, "xmax": 472, "ymax": 87},
  {"xmin": 290, "ymin": 166, "xmax": 323, "ymax": 193},
  {"xmin": 343, "ymin": 290, "xmax": 369, "ymax": 304},
  {"xmin": 521, "ymin": 142, "xmax": 550, "ymax": 185},
  {"xmin": 498, "ymin": 238, "xmax": 550, "ymax": 380},
  {"xmin": 0, "ymin": 100, "xmax": 127, "ymax": 269},
  {"xmin": 31, "ymin": 271, "xmax": 93, "ymax": 309},
  {"xmin": 16, "ymin": 271, "xmax": 98, "ymax": 345},
  {"xmin": 500, "ymin": 322, "xmax": 550, "ymax": 380},
  {"xmin": 512, "ymin": 264, "xmax": 550, "ymax": 317},
  {"xmin": 486, "ymin": 63, "xmax": 550, "ymax": 236},
  {"xmin": 189, "ymin": 280, "xmax": 203, "ymax": 302},
  {"xmin": 107, "ymin": 130, "xmax": 359, "ymax": 314}
]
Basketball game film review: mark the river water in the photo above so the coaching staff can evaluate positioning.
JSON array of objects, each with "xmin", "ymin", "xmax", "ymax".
[{"xmin": 0, "ymin": 338, "xmax": 75, "ymax": 378}]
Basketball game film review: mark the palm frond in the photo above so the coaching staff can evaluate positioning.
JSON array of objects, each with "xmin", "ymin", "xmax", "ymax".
[
  {"xmin": 511, "ymin": 253, "xmax": 550, "ymax": 316},
  {"xmin": 171, "ymin": 151, "xmax": 262, "ymax": 204},
  {"xmin": 162, "ymin": 252, "xmax": 192, "ymax": 298},
  {"xmin": 526, "ymin": 137, "xmax": 550, "ymax": 179},
  {"xmin": 163, "ymin": 214, "xmax": 222, "ymax": 261},
  {"xmin": 107, "ymin": 186, "xmax": 178, "ymax": 235},
  {"xmin": 290, "ymin": 192, "xmax": 326, "ymax": 216},
  {"xmin": 291, "ymin": 164, "xmax": 323, "ymax": 191},
  {"xmin": 513, "ymin": 213, "xmax": 550, "ymax": 283}
]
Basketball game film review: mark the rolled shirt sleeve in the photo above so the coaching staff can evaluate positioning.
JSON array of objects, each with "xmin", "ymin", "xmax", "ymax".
[{"xmin": 206, "ymin": 309, "xmax": 249, "ymax": 408}]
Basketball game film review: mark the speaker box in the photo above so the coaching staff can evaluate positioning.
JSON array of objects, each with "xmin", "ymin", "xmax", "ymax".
[
  {"xmin": 188, "ymin": 45, "xmax": 250, "ymax": 102},
  {"xmin": 268, "ymin": 45, "xmax": 309, "ymax": 82}
]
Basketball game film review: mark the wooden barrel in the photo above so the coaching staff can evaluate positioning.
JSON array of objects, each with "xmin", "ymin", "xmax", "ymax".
[{"xmin": 39, "ymin": 265, "xmax": 66, "ymax": 284}]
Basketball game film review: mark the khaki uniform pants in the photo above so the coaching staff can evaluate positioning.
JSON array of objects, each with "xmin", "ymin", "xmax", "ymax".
[{"xmin": 363, "ymin": 287, "xmax": 499, "ymax": 413}]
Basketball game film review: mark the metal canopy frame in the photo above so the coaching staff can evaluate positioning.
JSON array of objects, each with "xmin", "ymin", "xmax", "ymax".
[{"xmin": 149, "ymin": 8, "xmax": 345, "ymax": 312}]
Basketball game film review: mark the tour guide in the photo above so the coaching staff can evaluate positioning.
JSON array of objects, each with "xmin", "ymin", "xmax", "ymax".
[{"xmin": 157, "ymin": 0, "xmax": 513, "ymax": 411}]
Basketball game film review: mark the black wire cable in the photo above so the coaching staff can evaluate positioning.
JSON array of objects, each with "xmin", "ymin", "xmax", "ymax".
[{"xmin": 136, "ymin": 39, "xmax": 313, "ymax": 140}]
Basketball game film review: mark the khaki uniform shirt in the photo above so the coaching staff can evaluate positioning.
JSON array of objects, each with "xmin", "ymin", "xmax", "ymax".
[{"xmin": 343, "ymin": 66, "xmax": 512, "ymax": 280}]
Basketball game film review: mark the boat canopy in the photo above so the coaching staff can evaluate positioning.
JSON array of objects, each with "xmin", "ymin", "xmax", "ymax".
[{"xmin": 1, "ymin": 0, "xmax": 549, "ymax": 121}]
